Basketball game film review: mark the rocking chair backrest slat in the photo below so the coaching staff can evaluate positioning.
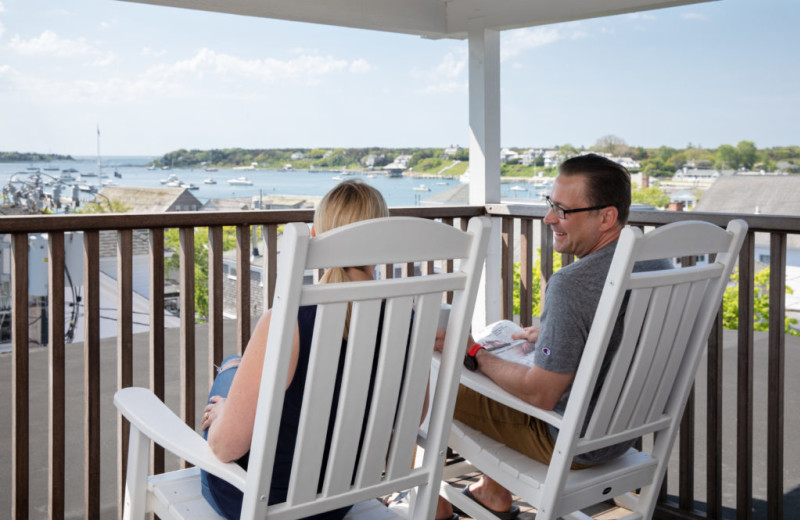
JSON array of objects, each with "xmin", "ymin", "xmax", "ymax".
[
  {"xmin": 565, "ymin": 221, "xmax": 746, "ymax": 457},
  {"xmin": 587, "ymin": 286, "xmax": 652, "ymax": 436},
  {"xmin": 241, "ymin": 216, "xmax": 490, "ymax": 520},
  {"xmin": 355, "ymin": 296, "xmax": 415, "ymax": 488},
  {"xmin": 385, "ymin": 292, "xmax": 442, "ymax": 481},
  {"xmin": 287, "ymin": 302, "xmax": 349, "ymax": 505},
  {"xmin": 323, "ymin": 300, "xmax": 384, "ymax": 496}
]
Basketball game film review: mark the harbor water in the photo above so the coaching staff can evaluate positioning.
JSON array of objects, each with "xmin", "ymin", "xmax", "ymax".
[{"xmin": 1, "ymin": 156, "xmax": 548, "ymax": 210}]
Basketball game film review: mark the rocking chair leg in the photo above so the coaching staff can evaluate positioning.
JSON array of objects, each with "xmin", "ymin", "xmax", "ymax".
[{"xmin": 122, "ymin": 425, "xmax": 151, "ymax": 520}]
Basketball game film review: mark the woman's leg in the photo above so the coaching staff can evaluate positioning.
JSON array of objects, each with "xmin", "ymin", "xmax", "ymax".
[{"xmin": 200, "ymin": 355, "xmax": 242, "ymax": 517}]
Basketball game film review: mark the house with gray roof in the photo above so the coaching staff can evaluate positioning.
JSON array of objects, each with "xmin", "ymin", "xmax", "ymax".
[
  {"xmin": 97, "ymin": 186, "xmax": 202, "ymax": 213},
  {"xmin": 695, "ymin": 175, "xmax": 800, "ymax": 266},
  {"xmin": 201, "ymin": 194, "xmax": 317, "ymax": 212}
]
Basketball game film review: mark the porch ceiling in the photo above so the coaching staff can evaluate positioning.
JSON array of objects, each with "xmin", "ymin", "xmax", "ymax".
[{"xmin": 120, "ymin": 0, "xmax": 715, "ymax": 39}]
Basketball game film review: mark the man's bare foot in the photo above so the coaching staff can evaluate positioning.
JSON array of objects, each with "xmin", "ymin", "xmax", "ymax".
[{"xmin": 466, "ymin": 475, "xmax": 514, "ymax": 514}]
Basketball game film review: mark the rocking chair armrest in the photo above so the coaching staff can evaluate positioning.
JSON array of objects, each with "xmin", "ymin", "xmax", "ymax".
[
  {"xmin": 114, "ymin": 387, "xmax": 248, "ymax": 491},
  {"xmin": 431, "ymin": 354, "xmax": 563, "ymax": 428}
]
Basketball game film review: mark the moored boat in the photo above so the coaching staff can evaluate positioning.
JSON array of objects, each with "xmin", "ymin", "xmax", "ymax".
[{"xmin": 228, "ymin": 176, "xmax": 253, "ymax": 186}]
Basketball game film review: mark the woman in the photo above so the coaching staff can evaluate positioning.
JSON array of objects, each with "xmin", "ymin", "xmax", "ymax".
[{"xmin": 200, "ymin": 179, "xmax": 393, "ymax": 519}]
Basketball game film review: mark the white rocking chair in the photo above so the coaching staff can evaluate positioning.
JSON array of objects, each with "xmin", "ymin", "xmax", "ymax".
[
  {"xmin": 115, "ymin": 215, "xmax": 490, "ymax": 519},
  {"xmin": 439, "ymin": 219, "xmax": 747, "ymax": 520}
]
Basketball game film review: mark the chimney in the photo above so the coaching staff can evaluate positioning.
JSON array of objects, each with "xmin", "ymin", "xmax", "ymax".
[
  {"xmin": 642, "ymin": 173, "xmax": 650, "ymax": 189},
  {"xmin": 668, "ymin": 201, "xmax": 685, "ymax": 212}
]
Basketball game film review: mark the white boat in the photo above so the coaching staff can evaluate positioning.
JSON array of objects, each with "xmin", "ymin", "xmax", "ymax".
[
  {"xmin": 203, "ymin": 178, "xmax": 217, "ymax": 184},
  {"xmin": 412, "ymin": 184, "xmax": 430, "ymax": 192},
  {"xmin": 165, "ymin": 179, "xmax": 182, "ymax": 188},
  {"xmin": 160, "ymin": 173, "xmax": 180, "ymax": 185},
  {"xmin": 228, "ymin": 176, "xmax": 253, "ymax": 186},
  {"xmin": 331, "ymin": 175, "xmax": 343, "ymax": 181},
  {"xmin": 510, "ymin": 185, "xmax": 528, "ymax": 192}
]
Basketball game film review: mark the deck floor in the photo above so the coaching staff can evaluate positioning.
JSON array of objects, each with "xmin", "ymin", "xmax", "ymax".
[{"xmin": 1, "ymin": 322, "xmax": 798, "ymax": 518}]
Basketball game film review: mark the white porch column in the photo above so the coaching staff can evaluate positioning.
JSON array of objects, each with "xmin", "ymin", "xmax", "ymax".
[{"xmin": 468, "ymin": 28, "xmax": 502, "ymax": 330}]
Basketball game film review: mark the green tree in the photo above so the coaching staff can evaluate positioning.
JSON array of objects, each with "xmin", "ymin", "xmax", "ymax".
[
  {"xmin": 512, "ymin": 249, "xmax": 563, "ymax": 318},
  {"xmin": 722, "ymin": 267, "xmax": 799, "ymax": 336},
  {"xmin": 736, "ymin": 140, "xmax": 758, "ymax": 170},
  {"xmin": 640, "ymin": 157, "xmax": 673, "ymax": 178},
  {"xmin": 593, "ymin": 135, "xmax": 626, "ymax": 156},
  {"xmin": 632, "ymin": 186, "xmax": 670, "ymax": 208},
  {"xmin": 164, "ymin": 226, "xmax": 239, "ymax": 321},
  {"xmin": 557, "ymin": 144, "xmax": 579, "ymax": 160},
  {"xmin": 716, "ymin": 144, "xmax": 739, "ymax": 169}
]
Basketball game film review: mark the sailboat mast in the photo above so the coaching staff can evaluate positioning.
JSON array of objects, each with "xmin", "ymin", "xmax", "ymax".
[{"xmin": 96, "ymin": 125, "xmax": 102, "ymax": 186}]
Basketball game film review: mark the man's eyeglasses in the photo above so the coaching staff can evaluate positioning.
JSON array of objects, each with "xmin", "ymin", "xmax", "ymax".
[{"xmin": 545, "ymin": 196, "xmax": 613, "ymax": 220}]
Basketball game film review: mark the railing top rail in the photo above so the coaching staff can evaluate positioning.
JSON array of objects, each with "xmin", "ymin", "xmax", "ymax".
[
  {"xmin": 2, "ymin": 202, "xmax": 798, "ymax": 236},
  {"xmin": 489, "ymin": 203, "xmax": 800, "ymax": 234},
  {"xmin": 0, "ymin": 205, "xmax": 485, "ymax": 234}
]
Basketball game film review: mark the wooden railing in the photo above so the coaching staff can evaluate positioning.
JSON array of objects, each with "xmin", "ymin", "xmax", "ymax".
[{"xmin": 1, "ymin": 204, "xmax": 796, "ymax": 519}]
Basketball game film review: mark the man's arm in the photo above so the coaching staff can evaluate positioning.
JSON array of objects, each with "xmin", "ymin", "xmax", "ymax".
[{"xmin": 472, "ymin": 349, "xmax": 574, "ymax": 411}]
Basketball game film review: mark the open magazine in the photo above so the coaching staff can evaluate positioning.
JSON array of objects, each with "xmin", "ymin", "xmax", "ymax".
[{"xmin": 473, "ymin": 320, "xmax": 536, "ymax": 367}]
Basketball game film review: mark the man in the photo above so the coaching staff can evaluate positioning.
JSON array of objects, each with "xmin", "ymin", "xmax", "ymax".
[{"xmin": 435, "ymin": 154, "xmax": 671, "ymax": 520}]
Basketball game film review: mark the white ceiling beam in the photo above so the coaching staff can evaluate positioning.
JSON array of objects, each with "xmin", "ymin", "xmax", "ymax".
[
  {"xmin": 119, "ymin": 0, "xmax": 450, "ymax": 37},
  {"xmin": 121, "ymin": 0, "xmax": 715, "ymax": 39},
  {"xmin": 444, "ymin": 0, "xmax": 717, "ymax": 35}
]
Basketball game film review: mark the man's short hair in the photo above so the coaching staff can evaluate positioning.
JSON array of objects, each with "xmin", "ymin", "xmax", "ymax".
[{"xmin": 559, "ymin": 153, "xmax": 631, "ymax": 226}]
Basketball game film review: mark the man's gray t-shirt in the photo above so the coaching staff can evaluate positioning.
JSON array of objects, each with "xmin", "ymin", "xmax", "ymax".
[{"xmin": 534, "ymin": 241, "xmax": 672, "ymax": 465}]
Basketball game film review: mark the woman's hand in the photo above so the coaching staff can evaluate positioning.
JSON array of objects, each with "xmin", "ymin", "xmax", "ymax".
[
  {"xmin": 202, "ymin": 395, "xmax": 227, "ymax": 431},
  {"xmin": 433, "ymin": 330, "xmax": 474, "ymax": 353},
  {"xmin": 433, "ymin": 330, "xmax": 446, "ymax": 352}
]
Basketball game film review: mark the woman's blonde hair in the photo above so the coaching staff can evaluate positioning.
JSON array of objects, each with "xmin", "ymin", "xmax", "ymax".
[{"xmin": 314, "ymin": 179, "xmax": 389, "ymax": 285}]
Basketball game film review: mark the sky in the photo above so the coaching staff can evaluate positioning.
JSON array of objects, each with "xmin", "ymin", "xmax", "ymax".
[{"xmin": 0, "ymin": 0, "xmax": 797, "ymax": 156}]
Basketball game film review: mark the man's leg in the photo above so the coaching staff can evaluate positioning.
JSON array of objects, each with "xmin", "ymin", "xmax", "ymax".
[{"xmin": 438, "ymin": 385, "xmax": 558, "ymax": 517}]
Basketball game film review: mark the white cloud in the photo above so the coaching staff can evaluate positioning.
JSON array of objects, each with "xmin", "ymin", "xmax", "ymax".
[
  {"xmin": 9, "ymin": 30, "xmax": 94, "ymax": 57},
  {"xmin": 682, "ymin": 13, "xmax": 708, "ymax": 21},
  {"xmin": 145, "ymin": 48, "xmax": 371, "ymax": 87},
  {"xmin": 142, "ymin": 47, "xmax": 167, "ymax": 58},
  {"xmin": 349, "ymin": 58, "xmax": 372, "ymax": 73},
  {"xmin": 0, "ymin": 47, "xmax": 373, "ymax": 107},
  {"xmin": 0, "ymin": 2, "xmax": 5, "ymax": 13},
  {"xmin": 436, "ymin": 50, "xmax": 466, "ymax": 78},
  {"xmin": 410, "ymin": 48, "xmax": 468, "ymax": 94},
  {"xmin": 89, "ymin": 51, "xmax": 116, "ymax": 67},
  {"xmin": 502, "ymin": 26, "xmax": 587, "ymax": 60},
  {"xmin": 627, "ymin": 13, "xmax": 657, "ymax": 21},
  {"xmin": 418, "ymin": 81, "xmax": 466, "ymax": 95}
]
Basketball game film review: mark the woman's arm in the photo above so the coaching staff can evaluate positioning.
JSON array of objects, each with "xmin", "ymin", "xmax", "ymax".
[{"xmin": 207, "ymin": 311, "xmax": 301, "ymax": 462}]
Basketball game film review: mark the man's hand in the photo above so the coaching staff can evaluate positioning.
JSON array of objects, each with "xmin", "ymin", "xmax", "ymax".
[{"xmin": 511, "ymin": 326, "xmax": 540, "ymax": 344}]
